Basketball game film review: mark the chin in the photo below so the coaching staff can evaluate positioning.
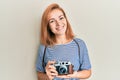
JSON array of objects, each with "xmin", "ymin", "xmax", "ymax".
[{"xmin": 56, "ymin": 33, "xmax": 65, "ymax": 36}]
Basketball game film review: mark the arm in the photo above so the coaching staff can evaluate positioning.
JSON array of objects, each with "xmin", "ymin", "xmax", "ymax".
[
  {"xmin": 37, "ymin": 61, "xmax": 58, "ymax": 80},
  {"xmin": 67, "ymin": 69, "xmax": 91, "ymax": 79},
  {"xmin": 37, "ymin": 72, "xmax": 49, "ymax": 80},
  {"xmin": 76, "ymin": 69, "xmax": 91, "ymax": 79},
  {"xmin": 56, "ymin": 69, "xmax": 91, "ymax": 79}
]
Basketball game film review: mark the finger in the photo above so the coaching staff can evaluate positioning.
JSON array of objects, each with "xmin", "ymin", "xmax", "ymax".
[
  {"xmin": 47, "ymin": 60, "xmax": 56, "ymax": 65},
  {"xmin": 46, "ymin": 71, "xmax": 58, "ymax": 80},
  {"xmin": 49, "ymin": 68, "xmax": 58, "ymax": 74},
  {"xmin": 67, "ymin": 74, "xmax": 72, "ymax": 78},
  {"xmin": 56, "ymin": 75, "xmax": 70, "ymax": 78},
  {"xmin": 46, "ymin": 60, "xmax": 56, "ymax": 70},
  {"xmin": 45, "ymin": 64, "xmax": 55, "ymax": 71},
  {"xmin": 51, "ymin": 72, "xmax": 58, "ymax": 76},
  {"xmin": 46, "ymin": 67, "xmax": 57, "ymax": 75},
  {"xmin": 46, "ymin": 65, "xmax": 56, "ymax": 73},
  {"xmin": 67, "ymin": 71, "xmax": 77, "ymax": 78},
  {"xmin": 46, "ymin": 67, "xmax": 58, "ymax": 76},
  {"xmin": 46, "ymin": 72, "xmax": 56, "ymax": 79},
  {"xmin": 48, "ymin": 65, "xmax": 56, "ymax": 69}
]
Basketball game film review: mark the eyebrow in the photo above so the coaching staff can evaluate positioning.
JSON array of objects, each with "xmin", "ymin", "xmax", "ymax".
[
  {"xmin": 59, "ymin": 15, "xmax": 64, "ymax": 17},
  {"xmin": 48, "ymin": 15, "xmax": 64, "ymax": 21}
]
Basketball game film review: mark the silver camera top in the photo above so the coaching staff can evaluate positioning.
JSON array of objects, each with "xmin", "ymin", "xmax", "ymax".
[{"xmin": 54, "ymin": 61, "xmax": 71, "ymax": 66}]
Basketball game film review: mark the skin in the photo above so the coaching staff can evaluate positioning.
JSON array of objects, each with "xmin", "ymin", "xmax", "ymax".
[
  {"xmin": 48, "ymin": 9, "xmax": 67, "ymax": 37},
  {"xmin": 37, "ymin": 9, "xmax": 91, "ymax": 80},
  {"xmin": 47, "ymin": 9, "xmax": 69, "ymax": 45}
]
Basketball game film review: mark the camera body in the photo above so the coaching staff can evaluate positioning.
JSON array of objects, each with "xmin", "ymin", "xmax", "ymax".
[{"xmin": 53, "ymin": 61, "xmax": 73, "ymax": 75}]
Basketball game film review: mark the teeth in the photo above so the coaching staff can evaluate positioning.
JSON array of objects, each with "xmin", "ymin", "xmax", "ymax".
[{"xmin": 56, "ymin": 26, "xmax": 64, "ymax": 31}]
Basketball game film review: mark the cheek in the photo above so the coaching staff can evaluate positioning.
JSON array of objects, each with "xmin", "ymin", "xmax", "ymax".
[
  {"xmin": 64, "ymin": 20, "xmax": 67, "ymax": 26},
  {"xmin": 48, "ymin": 24, "xmax": 52, "ymax": 30},
  {"xmin": 49, "ymin": 25, "xmax": 55, "ymax": 32}
]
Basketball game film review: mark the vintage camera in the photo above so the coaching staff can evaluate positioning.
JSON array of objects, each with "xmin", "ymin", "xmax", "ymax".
[{"xmin": 53, "ymin": 61, "xmax": 73, "ymax": 75}]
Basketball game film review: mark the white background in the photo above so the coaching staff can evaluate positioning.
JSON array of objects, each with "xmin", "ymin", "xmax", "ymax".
[{"xmin": 0, "ymin": 0, "xmax": 120, "ymax": 80}]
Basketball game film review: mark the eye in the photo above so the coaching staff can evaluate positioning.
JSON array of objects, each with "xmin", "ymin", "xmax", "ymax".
[
  {"xmin": 49, "ymin": 19, "xmax": 55, "ymax": 23},
  {"xmin": 59, "ymin": 16, "xmax": 64, "ymax": 20}
]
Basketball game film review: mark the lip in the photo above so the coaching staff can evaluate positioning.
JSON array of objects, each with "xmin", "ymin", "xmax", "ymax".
[
  {"xmin": 56, "ymin": 25, "xmax": 64, "ymax": 31},
  {"xmin": 56, "ymin": 23, "xmax": 65, "ymax": 30}
]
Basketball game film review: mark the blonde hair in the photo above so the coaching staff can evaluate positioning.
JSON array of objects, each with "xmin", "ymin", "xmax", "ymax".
[{"xmin": 40, "ymin": 3, "xmax": 74, "ymax": 46}]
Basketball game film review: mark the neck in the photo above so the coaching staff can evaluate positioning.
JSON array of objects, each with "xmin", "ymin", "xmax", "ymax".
[
  {"xmin": 55, "ymin": 35, "xmax": 67, "ymax": 44},
  {"xmin": 55, "ymin": 35, "xmax": 71, "ymax": 44}
]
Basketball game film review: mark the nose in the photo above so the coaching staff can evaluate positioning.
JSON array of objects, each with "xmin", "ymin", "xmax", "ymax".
[{"xmin": 56, "ymin": 20, "xmax": 61, "ymax": 26}]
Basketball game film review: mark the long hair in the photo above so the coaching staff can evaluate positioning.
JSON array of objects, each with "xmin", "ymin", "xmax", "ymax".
[{"xmin": 40, "ymin": 3, "xmax": 74, "ymax": 46}]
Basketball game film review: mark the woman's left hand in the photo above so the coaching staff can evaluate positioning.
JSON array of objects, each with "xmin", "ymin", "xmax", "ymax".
[
  {"xmin": 67, "ymin": 71, "xmax": 78, "ymax": 78},
  {"xmin": 56, "ymin": 71, "xmax": 78, "ymax": 78}
]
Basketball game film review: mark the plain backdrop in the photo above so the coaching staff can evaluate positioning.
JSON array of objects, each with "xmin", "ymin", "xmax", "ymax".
[{"xmin": 0, "ymin": 0, "xmax": 120, "ymax": 80}]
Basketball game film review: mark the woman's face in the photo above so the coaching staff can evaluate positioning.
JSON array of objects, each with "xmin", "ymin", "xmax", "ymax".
[{"xmin": 48, "ymin": 9, "xmax": 67, "ymax": 36}]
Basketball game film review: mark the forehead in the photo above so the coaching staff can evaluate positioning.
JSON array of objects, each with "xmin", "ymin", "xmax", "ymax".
[{"xmin": 47, "ymin": 9, "xmax": 64, "ymax": 19}]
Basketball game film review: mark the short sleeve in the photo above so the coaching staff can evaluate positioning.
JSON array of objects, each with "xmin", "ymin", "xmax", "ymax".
[
  {"xmin": 36, "ymin": 45, "xmax": 45, "ymax": 72},
  {"xmin": 80, "ymin": 41, "xmax": 91, "ymax": 70},
  {"xmin": 78, "ymin": 39, "xmax": 91, "ymax": 70}
]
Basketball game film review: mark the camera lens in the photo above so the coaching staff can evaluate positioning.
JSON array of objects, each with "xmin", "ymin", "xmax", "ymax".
[{"xmin": 59, "ymin": 65, "xmax": 67, "ymax": 74}]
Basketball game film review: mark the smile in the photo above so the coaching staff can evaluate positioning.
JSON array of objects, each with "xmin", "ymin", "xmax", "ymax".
[{"xmin": 56, "ymin": 26, "xmax": 64, "ymax": 31}]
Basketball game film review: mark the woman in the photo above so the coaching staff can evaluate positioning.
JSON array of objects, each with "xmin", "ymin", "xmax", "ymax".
[{"xmin": 36, "ymin": 3, "xmax": 91, "ymax": 80}]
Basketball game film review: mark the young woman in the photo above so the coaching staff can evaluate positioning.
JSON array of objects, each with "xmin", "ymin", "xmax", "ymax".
[{"xmin": 36, "ymin": 3, "xmax": 91, "ymax": 80}]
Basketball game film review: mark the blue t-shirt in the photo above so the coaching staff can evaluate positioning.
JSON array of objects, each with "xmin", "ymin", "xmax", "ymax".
[{"xmin": 36, "ymin": 38, "xmax": 91, "ymax": 80}]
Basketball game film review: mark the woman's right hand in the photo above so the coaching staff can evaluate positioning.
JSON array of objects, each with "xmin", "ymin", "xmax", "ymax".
[{"xmin": 45, "ymin": 61, "xmax": 58, "ymax": 80}]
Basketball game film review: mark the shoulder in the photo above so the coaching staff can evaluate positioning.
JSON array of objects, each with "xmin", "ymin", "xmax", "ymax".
[
  {"xmin": 74, "ymin": 38, "xmax": 87, "ymax": 47},
  {"xmin": 38, "ymin": 44, "xmax": 46, "ymax": 53},
  {"xmin": 74, "ymin": 38, "xmax": 85, "ymax": 43}
]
